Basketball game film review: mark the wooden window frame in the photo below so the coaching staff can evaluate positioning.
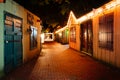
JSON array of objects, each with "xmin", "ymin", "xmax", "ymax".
[
  {"xmin": 30, "ymin": 26, "xmax": 37, "ymax": 50},
  {"xmin": 98, "ymin": 12, "xmax": 114, "ymax": 51},
  {"xmin": 70, "ymin": 26, "xmax": 76, "ymax": 42}
]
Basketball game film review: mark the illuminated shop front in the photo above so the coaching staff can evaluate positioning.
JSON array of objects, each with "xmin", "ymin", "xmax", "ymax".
[
  {"xmin": 44, "ymin": 33, "xmax": 54, "ymax": 42},
  {"xmin": 67, "ymin": 0, "xmax": 120, "ymax": 68},
  {"xmin": 55, "ymin": 26, "xmax": 69, "ymax": 44}
]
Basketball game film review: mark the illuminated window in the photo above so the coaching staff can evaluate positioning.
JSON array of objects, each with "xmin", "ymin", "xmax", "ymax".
[
  {"xmin": 30, "ymin": 26, "xmax": 37, "ymax": 50},
  {"xmin": 99, "ymin": 13, "xmax": 114, "ymax": 51},
  {"xmin": 44, "ymin": 33, "xmax": 54, "ymax": 41},
  {"xmin": 70, "ymin": 26, "xmax": 76, "ymax": 42}
]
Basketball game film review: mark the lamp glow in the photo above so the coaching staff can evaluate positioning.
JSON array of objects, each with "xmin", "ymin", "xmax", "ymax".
[{"xmin": 41, "ymin": 33, "xmax": 45, "ymax": 43}]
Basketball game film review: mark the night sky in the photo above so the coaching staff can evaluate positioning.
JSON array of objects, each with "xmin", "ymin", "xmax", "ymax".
[{"xmin": 13, "ymin": 0, "xmax": 111, "ymax": 32}]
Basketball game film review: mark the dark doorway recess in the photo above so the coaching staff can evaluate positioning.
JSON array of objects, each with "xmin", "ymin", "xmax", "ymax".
[{"xmin": 80, "ymin": 19, "xmax": 93, "ymax": 56}]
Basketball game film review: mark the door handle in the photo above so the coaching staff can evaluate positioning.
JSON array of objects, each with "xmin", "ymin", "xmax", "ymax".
[{"xmin": 5, "ymin": 40, "xmax": 9, "ymax": 43}]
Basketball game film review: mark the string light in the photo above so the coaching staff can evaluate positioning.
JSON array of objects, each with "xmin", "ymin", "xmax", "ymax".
[
  {"xmin": 77, "ymin": 0, "xmax": 120, "ymax": 23},
  {"xmin": 77, "ymin": 16, "xmax": 87, "ymax": 23},
  {"xmin": 105, "ymin": 1, "xmax": 116, "ymax": 10},
  {"xmin": 87, "ymin": 12, "xmax": 94, "ymax": 19},
  {"xmin": 56, "ymin": 0, "xmax": 120, "ymax": 34},
  {"xmin": 55, "ymin": 26, "xmax": 68, "ymax": 33}
]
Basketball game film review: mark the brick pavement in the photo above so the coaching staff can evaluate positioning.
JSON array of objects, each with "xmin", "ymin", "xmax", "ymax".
[{"xmin": 3, "ymin": 42, "xmax": 120, "ymax": 80}]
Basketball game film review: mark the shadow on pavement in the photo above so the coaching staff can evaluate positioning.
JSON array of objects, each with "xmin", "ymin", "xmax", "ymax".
[{"xmin": 3, "ymin": 57, "xmax": 38, "ymax": 80}]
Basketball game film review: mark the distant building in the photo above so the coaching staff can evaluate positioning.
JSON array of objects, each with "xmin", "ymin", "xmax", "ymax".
[
  {"xmin": 44, "ymin": 33, "xmax": 54, "ymax": 42},
  {"xmin": 55, "ymin": 26, "xmax": 69, "ymax": 44}
]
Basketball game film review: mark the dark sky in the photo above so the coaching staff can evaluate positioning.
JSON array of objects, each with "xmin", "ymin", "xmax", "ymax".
[{"xmin": 13, "ymin": 0, "xmax": 111, "ymax": 28}]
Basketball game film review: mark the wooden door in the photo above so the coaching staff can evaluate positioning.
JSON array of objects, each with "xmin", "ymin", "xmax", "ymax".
[
  {"xmin": 80, "ymin": 20, "xmax": 93, "ymax": 55},
  {"xmin": 4, "ymin": 12, "xmax": 23, "ymax": 73}
]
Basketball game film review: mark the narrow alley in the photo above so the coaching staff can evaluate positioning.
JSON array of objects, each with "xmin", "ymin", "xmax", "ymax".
[{"xmin": 3, "ymin": 42, "xmax": 120, "ymax": 80}]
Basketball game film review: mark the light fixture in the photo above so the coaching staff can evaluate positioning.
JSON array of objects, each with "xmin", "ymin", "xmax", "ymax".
[{"xmin": 27, "ymin": 27, "xmax": 32, "ymax": 34}]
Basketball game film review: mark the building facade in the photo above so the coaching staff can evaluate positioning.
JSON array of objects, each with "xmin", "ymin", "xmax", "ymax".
[
  {"xmin": 55, "ymin": 26, "xmax": 69, "ymax": 44},
  {"xmin": 68, "ymin": 0, "xmax": 120, "ymax": 68},
  {"xmin": 0, "ymin": 0, "xmax": 42, "ymax": 77}
]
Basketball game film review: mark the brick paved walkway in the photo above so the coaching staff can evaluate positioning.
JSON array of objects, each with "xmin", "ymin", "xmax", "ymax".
[{"xmin": 3, "ymin": 42, "xmax": 120, "ymax": 80}]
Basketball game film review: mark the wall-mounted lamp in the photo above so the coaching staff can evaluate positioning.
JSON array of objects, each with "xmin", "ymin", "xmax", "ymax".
[{"xmin": 27, "ymin": 27, "xmax": 32, "ymax": 34}]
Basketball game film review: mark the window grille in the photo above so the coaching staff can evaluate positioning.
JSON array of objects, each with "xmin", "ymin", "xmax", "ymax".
[
  {"xmin": 70, "ymin": 27, "xmax": 76, "ymax": 42},
  {"xmin": 99, "ymin": 13, "xmax": 114, "ymax": 51}
]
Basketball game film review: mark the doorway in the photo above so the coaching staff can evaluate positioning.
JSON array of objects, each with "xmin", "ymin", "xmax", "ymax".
[
  {"xmin": 80, "ymin": 19, "xmax": 93, "ymax": 55},
  {"xmin": 4, "ymin": 11, "xmax": 23, "ymax": 73}
]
